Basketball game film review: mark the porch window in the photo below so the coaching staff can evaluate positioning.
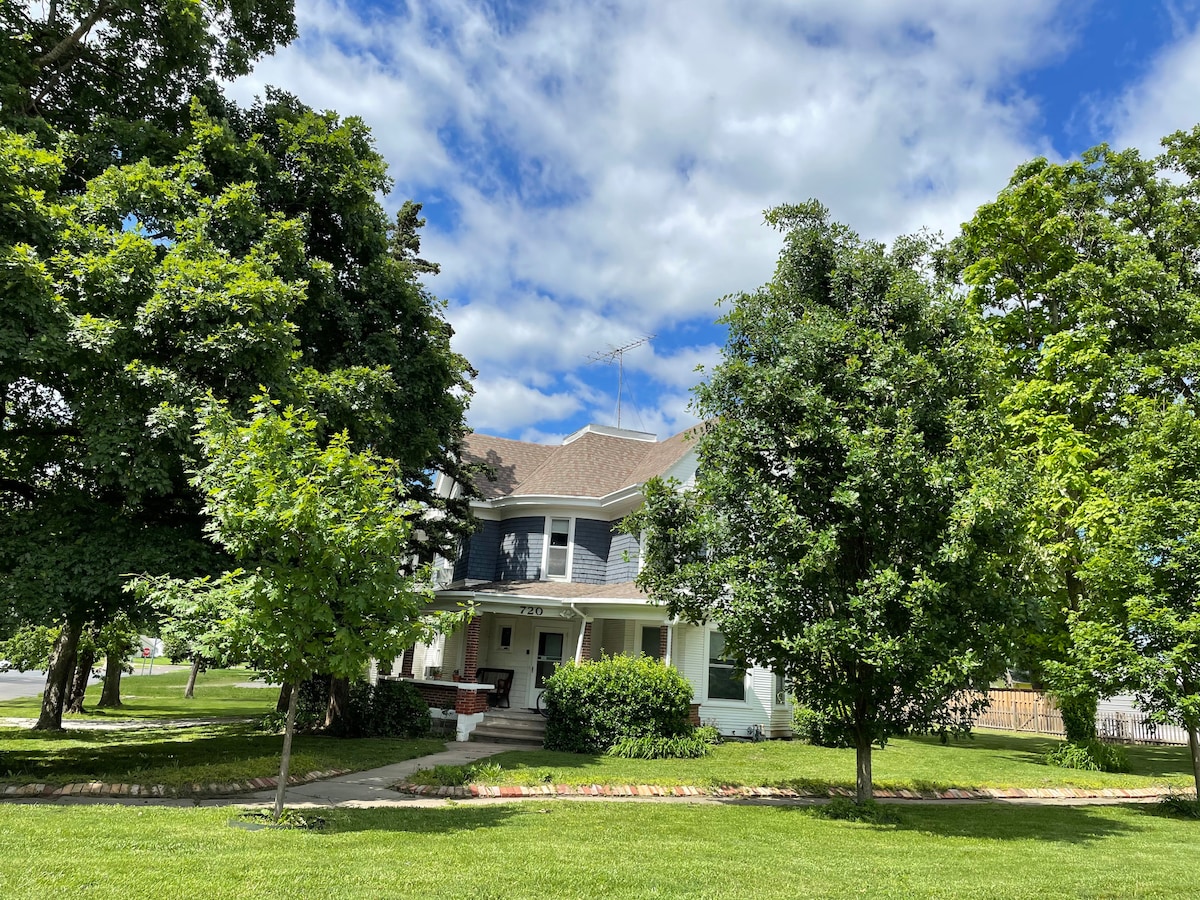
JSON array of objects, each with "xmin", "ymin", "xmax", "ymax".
[
  {"xmin": 546, "ymin": 517, "xmax": 571, "ymax": 579},
  {"xmin": 708, "ymin": 632, "xmax": 744, "ymax": 701},
  {"xmin": 640, "ymin": 625, "xmax": 662, "ymax": 660}
]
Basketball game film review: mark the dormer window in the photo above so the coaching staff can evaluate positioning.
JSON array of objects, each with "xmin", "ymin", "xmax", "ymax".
[{"xmin": 546, "ymin": 517, "xmax": 572, "ymax": 579}]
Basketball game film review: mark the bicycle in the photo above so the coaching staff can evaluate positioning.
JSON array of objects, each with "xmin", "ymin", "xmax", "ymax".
[{"xmin": 535, "ymin": 690, "xmax": 550, "ymax": 717}]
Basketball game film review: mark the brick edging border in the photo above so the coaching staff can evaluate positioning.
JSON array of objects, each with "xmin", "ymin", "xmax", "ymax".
[
  {"xmin": 393, "ymin": 782, "xmax": 1186, "ymax": 802},
  {"xmin": 0, "ymin": 768, "xmax": 352, "ymax": 800}
]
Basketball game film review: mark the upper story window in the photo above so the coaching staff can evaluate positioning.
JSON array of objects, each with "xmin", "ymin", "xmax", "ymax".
[{"xmin": 545, "ymin": 517, "xmax": 572, "ymax": 579}]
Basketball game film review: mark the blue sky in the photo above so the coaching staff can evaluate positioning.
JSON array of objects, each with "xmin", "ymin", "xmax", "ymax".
[{"xmin": 229, "ymin": 0, "xmax": 1200, "ymax": 443}]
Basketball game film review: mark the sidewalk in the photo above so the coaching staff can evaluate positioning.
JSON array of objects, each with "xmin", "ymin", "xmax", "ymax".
[{"xmin": 0, "ymin": 738, "xmax": 1189, "ymax": 809}]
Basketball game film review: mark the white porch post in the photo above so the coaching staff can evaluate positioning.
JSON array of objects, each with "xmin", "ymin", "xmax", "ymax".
[{"xmin": 664, "ymin": 623, "xmax": 674, "ymax": 666}]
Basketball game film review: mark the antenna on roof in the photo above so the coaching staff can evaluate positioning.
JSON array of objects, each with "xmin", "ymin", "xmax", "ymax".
[{"xmin": 588, "ymin": 335, "xmax": 654, "ymax": 428}]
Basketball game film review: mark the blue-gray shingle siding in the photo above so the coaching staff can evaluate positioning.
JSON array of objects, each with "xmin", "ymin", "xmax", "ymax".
[
  {"xmin": 497, "ymin": 516, "xmax": 544, "ymax": 580},
  {"xmin": 463, "ymin": 520, "xmax": 500, "ymax": 581},
  {"xmin": 571, "ymin": 518, "xmax": 612, "ymax": 585},
  {"xmin": 607, "ymin": 525, "xmax": 640, "ymax": 583}
]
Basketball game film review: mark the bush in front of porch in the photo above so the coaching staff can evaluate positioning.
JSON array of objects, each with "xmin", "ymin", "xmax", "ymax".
[{"xmin": 542, "ymin": 654, "xmax": 694, "ymax": 753}]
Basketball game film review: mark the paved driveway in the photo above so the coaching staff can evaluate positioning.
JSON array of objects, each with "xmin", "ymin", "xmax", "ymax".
[{"xmin": 0, "ymin": 670, "xmax": 52, "ymax": 702}]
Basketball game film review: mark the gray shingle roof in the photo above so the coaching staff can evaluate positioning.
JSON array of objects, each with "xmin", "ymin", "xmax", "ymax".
[{"xmin": 463, "ymin": 426, "xmax": 697, "ymax": 500}]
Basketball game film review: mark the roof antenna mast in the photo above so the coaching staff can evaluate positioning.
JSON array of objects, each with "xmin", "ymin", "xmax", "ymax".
[{"xmin": 588, "ymin": 335, "xmax": 654, "ymax": 428}]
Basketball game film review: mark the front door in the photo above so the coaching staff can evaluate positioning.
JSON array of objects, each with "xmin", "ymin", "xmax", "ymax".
[{"xmin": 529, "ymin": 629, "xmax": 566, "ymax": 708}]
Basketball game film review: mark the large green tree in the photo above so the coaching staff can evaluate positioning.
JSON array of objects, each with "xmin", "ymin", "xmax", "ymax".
[
  {"xmin": 631, "ymin": 203, "xmax": 1026, "ymax": 803},
  {"xmin": 958, "ymin": 130, "xmax": 1200, "ymax": 737},
  {"xmin": 1, "ymin": 94, "xmax": 475, "ymax": 727}
]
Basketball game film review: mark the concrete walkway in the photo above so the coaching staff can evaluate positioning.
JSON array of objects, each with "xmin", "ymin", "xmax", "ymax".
[{"xmin": 237, "ymin": 741, "xmax": 542, "ymax": 808}]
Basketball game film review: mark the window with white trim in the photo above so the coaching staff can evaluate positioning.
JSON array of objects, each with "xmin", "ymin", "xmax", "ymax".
[
  {"xmin": 707, "ymin": 631, "xmax": 745, "ymax": 701},
  {"xmin": 545, "ymin": 517, "xmax": 571, "ymax": 579}
]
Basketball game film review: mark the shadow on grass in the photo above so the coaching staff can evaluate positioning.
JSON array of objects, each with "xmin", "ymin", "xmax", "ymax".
[
  {"xmin": 777, "ymin": 800, "xmax": 1144, "ymax": 844},
  {"xmin": 321, "ymin": 803, "xmax": 528, "ymax": 835},
  {"xmin": 0, "ymin": 724, "xmax": 443, "ymax": 786}
]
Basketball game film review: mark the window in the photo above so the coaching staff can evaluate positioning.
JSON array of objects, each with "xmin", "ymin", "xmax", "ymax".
[
  {"xmin": 708, "ymin": 632, "xmax": 745, "ymax": 701},
  {"xmin": 546, "ymin": 517, "xmax": 571, "ymax": 579},
  {"xmin": 640, "ymin": 625, "xmax": 662, "ymax": 660},
  {"xmin": 497, "ymin": 621, "xmax": 513, "ymax": 652}
]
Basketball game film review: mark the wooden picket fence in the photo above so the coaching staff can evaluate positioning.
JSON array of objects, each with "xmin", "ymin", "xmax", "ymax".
[
  {"xmin": 973, "ymin": 689, "xmax": 1189, "ymax": 746},
  {"xmin": 974, "ymin": 689, "xmax": 1064, "ymax": 736}
]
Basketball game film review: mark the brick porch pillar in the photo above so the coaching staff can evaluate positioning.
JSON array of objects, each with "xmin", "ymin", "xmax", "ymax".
[
  {"xmin": 462, "ymin": 615, "xmax": 481, "ymax": 684},
  {"xmin": 400, "ymin": 646, "xmax": 415, "ymax": 678}
]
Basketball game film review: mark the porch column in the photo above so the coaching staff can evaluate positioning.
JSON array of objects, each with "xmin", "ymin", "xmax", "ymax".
[
  {"xmin": 663, "ymin": 624, "xmax": 673, "ymax": 666},
  {"xmin": 400, "ymin": 646, "xmax": 415, "ymax": 678},
  {"xmin": 462, "ymin": 615, "xmax": 481, "ymax": 683},
  {"xmin": 575, "ymin": 621, "xmax": 593, "ymax": 663}
]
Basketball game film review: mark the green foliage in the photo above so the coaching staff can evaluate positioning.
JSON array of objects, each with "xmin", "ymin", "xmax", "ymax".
[
  {"xmin": 1158, "ymin": 792, "xmax": 1200, "ymax": 820},
  {"xmin": 792, "ymin": 705, "xmax": 852, "ymax": 748},
  {"xmin": 693, "ymin": 725, "xmax": 723, "ymax": 746},
  {"xmin": 408, "ymin": 761, "xmax": 505, "ymax": 787},
  {"xmin": 1056, "ymin": 693, "xmax": 1098, "ymax": 745},
  {"xmin": 812, "ymin": 797, "xmax": 900, "ymax": 823},
  {"xmin": 334, "ymin": 680, "xmax": 431, "ymax": 739},
  {"xmin": 630, "ymin": 203, "xmax": 1025, "ymax": 801},
  {"xmin": 605, "ymin": 733, "xmax": 713, "ymax": 760},
  {"xmin": 542, "ymin": 655, "xmax": 695, "ymax": 754},
  {"xmin": 0, "ymin": 624, "xmax": 58, "ymax": 671},
  {"xmin": 1045, "ymin": 740, "xmax": 1131, "ymax": 774}
]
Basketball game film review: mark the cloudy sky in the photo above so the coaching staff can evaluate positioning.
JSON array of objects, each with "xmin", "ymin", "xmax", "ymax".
[{"xmin": 229, "ymin": 0, "xmax": 1200, "ymax": 443}]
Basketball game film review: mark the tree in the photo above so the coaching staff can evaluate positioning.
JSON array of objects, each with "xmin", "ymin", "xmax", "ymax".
[
  {"xmin": 1, "ymin": 99, "xmax": 477, "ymax": 728},
  {"xmin": 957, "ymin": 132, "xmax": 1200, "ymax": 738},
  {"xmin": 631, "ymin": 203, "xmax": 1026, "ymax": 803},
  {"xmin": 154, "ymin": 574, "xmax": 240, "ymax": 699},
  {"xmin": 1077, "ymin": 402, "xmax": 1200, "ymax": 795},
  {"xmin": 137, "ymin": 395, "xmax": 459, "ymax": 821}
]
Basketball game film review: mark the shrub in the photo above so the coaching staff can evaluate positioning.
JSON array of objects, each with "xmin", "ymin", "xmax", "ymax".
[
  {"xmin": 542, "ymin": 654, "xmax": 694, "ymax": 753},
  {"xmin": 1056, "ymin": 693, "xmax": 1098, "ymax": 744},
  {"xmin": 1044, "ymin": 739, "xmax": 1131, "ymax": 773},
  {"xmin": 1158, "ymin": 792, "xmax": 1200, "ymax": 820},
  {"xmin": 408, "ymin": 761, "xmax": 505, "ymax": 787},
  {"xmin": 338, "ymin": 679, "xmax": 431, "ymax": 738},
  {"xmin": 606, "ymin": 733, "xmax": 714, "ymax": 759},
  {"xmin": 793, "ymin": 705, "xmax": 852, "ymax": 748},
  {"xmin": 694, "ymin": 725, "xmax": 723, "ymax": 746}
]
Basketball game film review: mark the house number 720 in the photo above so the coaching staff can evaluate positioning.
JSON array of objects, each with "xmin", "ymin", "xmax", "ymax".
[{"xmin": 519, "ymin": 606, "xmax": 544, "ymax": 616}]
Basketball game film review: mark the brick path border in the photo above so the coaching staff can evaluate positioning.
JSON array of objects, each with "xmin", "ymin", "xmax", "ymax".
[
  {"xmin": 0, "ymin": 768, "xmax": 351, "ymax": 800},
  {"xmin": 393, "ymin": 781, "xmax": 1182, "ymax": 802}
]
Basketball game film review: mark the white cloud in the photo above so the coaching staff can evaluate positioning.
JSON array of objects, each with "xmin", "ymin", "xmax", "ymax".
[
  {"xmin": 232, "ymin": 0, "xmax": 1088, "ymax": 434},
  {"xmin": 1107, "ymin": 21, "xmax": 1200, "ymax": 156}
]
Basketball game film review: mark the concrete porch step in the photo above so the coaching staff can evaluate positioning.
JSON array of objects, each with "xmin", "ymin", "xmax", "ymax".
[{"xmin": 470, "ymin": 708, "xmax": 547, "ymax": 745}]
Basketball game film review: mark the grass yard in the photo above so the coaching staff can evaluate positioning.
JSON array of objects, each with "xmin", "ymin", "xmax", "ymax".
[
  {"xmin": 0, "ymin": 724, "xmax": 445, "ymax": 791},
  {"xmin": 0, "ymin": 802, "xmax": 1196, "ymax": 899},
  {"xmin": 0, "ymin": 668, "xmax": 280, "ymax": 720},
  {"xmin": 467, "ymin": 731, "xmax": 1196, "ymax": 793}
]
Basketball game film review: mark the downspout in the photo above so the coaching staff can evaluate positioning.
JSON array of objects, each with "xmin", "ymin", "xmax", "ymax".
[{"xmin": 566, "ymin": 602, "xmax": 592, "ymax": 662}]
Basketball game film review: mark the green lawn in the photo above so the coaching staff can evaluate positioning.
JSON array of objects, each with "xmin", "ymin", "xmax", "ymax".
[
  {"xmin": 469, "ymin": 731, "xmax": 1196, "ymax": 793},
  {"xmin": 0, "ymin": 802, "xmax": 1196, "ymax": 898},
  {"xmin": 0, "ymin": 668, "xmax": 280, "ymax": 720},
  {"xmin": 0, "ymin": 723, "xmax": 444, "ymax": 791}
]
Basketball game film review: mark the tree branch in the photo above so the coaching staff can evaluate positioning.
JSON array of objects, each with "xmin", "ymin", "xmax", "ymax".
[
  {"xmin": 0, "ymin": 478, "xmax": 39, "ymax": 501},
  {"xmin": 34, "ymin": 0, "xmax": 115, "ymax": 71}
]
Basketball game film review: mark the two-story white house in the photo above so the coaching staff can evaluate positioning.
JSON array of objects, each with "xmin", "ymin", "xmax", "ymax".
[{"xmin": 391, "ymin": 423, "xmax": 792, "ymax": 743}]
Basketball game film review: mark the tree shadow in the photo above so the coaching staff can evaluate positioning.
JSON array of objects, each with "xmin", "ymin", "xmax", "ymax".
[
  {"xmin": 319, "ymin": 802, "xmax": 530, "ymax": 835},
  {"xmin": 777, "ymin": 800, "xmax": 1144, "ymax": 844}
]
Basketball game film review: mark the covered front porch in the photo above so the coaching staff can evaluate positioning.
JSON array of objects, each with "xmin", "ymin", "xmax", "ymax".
[{"xmin": 391, "ymin": 581, "xmax": 677, "ymax": 740}]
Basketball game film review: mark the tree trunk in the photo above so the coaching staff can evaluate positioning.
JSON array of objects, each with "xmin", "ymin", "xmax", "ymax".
[
  {"xmin": 854, "ymin": 729, "xmax": 874, "ymax": 804},
  {"xmin": 184, "ymin": 656, "xmax": 201, "ymax": 699},
  {"xmin": 326, "ymin": 675, "xmax": 350, "ymax": 733},
  {"xmin": 276, "ymin": 682, "xmax": 292, "ymax": 713},
  {"xmin": 273, "ymin": 680, "xmax": 300, "ymax": 823},
  {"xmin": 65, "ymin": 646, "xmax": 95, "ymax": 714},
  {"xmin": 34, "ymin": 618, "xmax": 83, "ymax": 730},
  {"xmin": 96, "ymin": 653, "xmax": 124, "ymax": 708},
  {"xmin": 1188, "ymin": 724, "xmax": 1200, "ymax": 801}
]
